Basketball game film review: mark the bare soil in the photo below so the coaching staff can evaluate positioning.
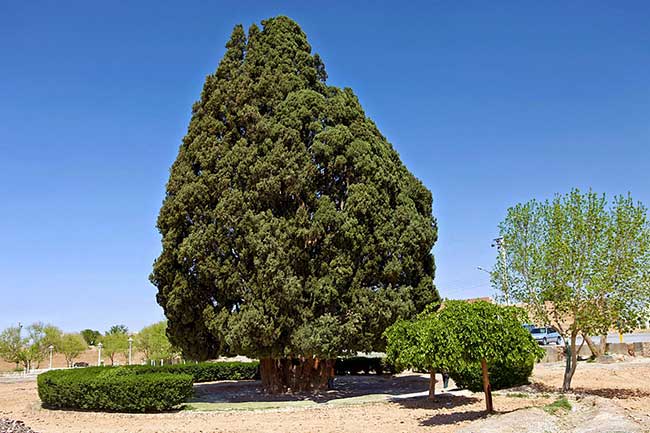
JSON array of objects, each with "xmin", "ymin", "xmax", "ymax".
[{"xmin": 1, "ymin": 359, "xmax": 649, "ymax": 433}]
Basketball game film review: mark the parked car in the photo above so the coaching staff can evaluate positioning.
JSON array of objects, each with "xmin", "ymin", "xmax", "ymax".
[
  {"xmin": 530, "ymin": 326, "xmax": 562, "ymax": 345},
  {"xmin": 73, "ymin": 362, "xmax": 89, "ymax": 368}
]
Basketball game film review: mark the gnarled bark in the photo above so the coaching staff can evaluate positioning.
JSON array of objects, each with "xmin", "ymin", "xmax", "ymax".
[{"xmin": 259, "ymin": 357, "xmax": 335, "ymax": 394}]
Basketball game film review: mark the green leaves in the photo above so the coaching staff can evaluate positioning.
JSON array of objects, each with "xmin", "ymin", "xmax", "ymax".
[
  {"xmin": 385, "ymin": 301, "xmax": 544, "ymax": 373},
  {"xmin": 496, "ymin": 189, "xmax": 650, "ymax": 337},
  {"xmin": 151, "ymin": 16, "xmax": 438, "ymax": 362}
]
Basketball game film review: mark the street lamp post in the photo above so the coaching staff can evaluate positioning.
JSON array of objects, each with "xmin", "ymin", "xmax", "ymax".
[
  {"xmin": 48, "ymin": 345, "xmax": 54, "ymax": 369},
  {"xmin": 128, "ymin": 337, "xmax": 133, "ymax": 365},
  {"xmin": 97, "ymin": 342, "xmax": 103, "ymax": 366}
]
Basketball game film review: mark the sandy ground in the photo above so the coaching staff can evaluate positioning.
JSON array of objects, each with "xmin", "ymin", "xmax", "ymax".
[{"xmin": 1, "ymin": 360, "xmax": 649, "ymax": 433}]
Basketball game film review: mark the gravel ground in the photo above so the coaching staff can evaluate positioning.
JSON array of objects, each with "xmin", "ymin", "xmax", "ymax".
[
  {"xmin": 1, "ymin": 360, "xmax": 649, "ymax": 433},
  {"xmin": 0, "ymin": 419, "xmax": 39, "ymax": 433}
]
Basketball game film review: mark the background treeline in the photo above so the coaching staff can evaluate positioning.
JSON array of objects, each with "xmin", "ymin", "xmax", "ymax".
[{"xmin": 0, "ymin": 320, "xmax": 177, "ymax": 370}]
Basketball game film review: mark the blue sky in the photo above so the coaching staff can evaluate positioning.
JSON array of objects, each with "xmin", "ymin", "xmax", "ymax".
[{"xmin": 1, "ymin": 1, "xmax": 648, "ymax": 333}]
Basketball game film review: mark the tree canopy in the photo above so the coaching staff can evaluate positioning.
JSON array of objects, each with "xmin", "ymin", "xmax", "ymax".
[
  {"xmin": 136, "ymin": 321, "xmax": 176, "ymax": 361},
  {"xmin": 150, "ymin": 16, "xmax": 438, "ymax": 391},
  {"xmin": 59, "ymin": 334, "xmax": 87, "ymax": 367},
  {"xmin": 494, "ymin": 189, "xmax": 650, "ymax": 391},
  {"xmin": 80, "ymin": 329, "xmax": 101, "ymax": 346},
  {"xmin": 385, "ymin": 301, "xmax": 543, "ymax": 412}
]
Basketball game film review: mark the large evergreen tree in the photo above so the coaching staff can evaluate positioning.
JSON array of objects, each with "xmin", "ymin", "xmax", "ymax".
[{"xmin": 151, "ymin": 16, "xmax": 438, "ymax": 393}]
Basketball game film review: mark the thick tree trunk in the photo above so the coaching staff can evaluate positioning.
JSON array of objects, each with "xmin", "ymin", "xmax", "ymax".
[
  {"xmin": 259, "ymin": 357, "xmax": 335, "ymax": 394},
  {"xmin": 562, "ymin": 332, "xmax": 578, "ymax": 392},
  {"xmin": 583, "ymin": 334, "xmax": 602, "ymax": 357},
  {"xmin": 428, "ymin": 368, "xmax": 436, "ymax": 400},
  {"xmin": 480, "ymin": 358, "xmax": 493, "ymax": 413}
]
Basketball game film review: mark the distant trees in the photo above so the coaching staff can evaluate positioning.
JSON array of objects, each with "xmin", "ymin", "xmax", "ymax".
[
  {"xmin": 100, "ymin": 333, "xmax": 128, "ymax": 366},
  {"xmin": 80, "ymin": 329, "xmax": 101, "ymax": 346},
  {"xmin": 0, "ymin": 323, "xmax": 61, "ymax": 370},
  {"xmin": 494, "ymin": 189, "xmax": 650, "ymax": 391},
  {"xmin": 0, "ymin": 325, "xmax": 25, "ymax": 368},
  {"xmin": 135, "ymin": 321, "xmax": 175, "ymax": 362},
  {"xmin": 385, "ymin": 301, "xmax": 542, "ymax": 412},
  {"xmin": 1, "ymin": 321, "xmax": 182, "ymax": 369},
  {"xmin": 106, "ymin": 325, "xmax": 128, "ymax": 335},
  {"xmin": 59, "ymin": 334, "xmax": 88, "ymax": 367}
]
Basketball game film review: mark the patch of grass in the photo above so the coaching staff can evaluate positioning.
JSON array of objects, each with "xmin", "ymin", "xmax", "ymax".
[
  {"xmin": 327, "ymin": 394, "xmax": 390, "ymax": 406},
  {"xmin": 543, "ymin": 397, "xmax": 571, "ymax": 415},
  {"xmin": 185, "ymin": 400, "xmax": 317, "ymax": 412},
  {"xmin": 505, "ymin": 392, "xmax": 530, "ymax": 398}
]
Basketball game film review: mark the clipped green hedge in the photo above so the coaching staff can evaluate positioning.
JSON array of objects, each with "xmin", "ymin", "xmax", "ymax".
[
  {"xmin": 449, "ymin": 357, "xmax": 535, "ymax": 392},
  {"xmin": 335, "ymin": 356, "xmax": 403, "ymax": 375},
  {"xmin": 127, "ymin": 361, "xmax": 260, "ymax": 382},
  {"xmin": 37, "ymin": 367, "xmax": 193, "ymax": 412}
]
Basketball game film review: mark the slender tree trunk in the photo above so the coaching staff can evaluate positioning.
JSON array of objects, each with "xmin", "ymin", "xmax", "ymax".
[
  {"xmin": 480, "ymin": 358, "xmax": 493, "ymax": 413},
  {"xmin": 582, "ymin": 334, "xmax": 602, "ymax": 357},
  {"xmin": 259, "ymin": 357, "xmax": 335, "ymax": 394},
  {"xmin": 562, "ymin": 332, "xmax": 579, "ymax": 392},
  {"xmin": 599, "ymin": 333, "xmax": 607, "ymax": 355},
  {"xmin": 428, "ymin": 368, "xmax": 436, "ymax": 400}
]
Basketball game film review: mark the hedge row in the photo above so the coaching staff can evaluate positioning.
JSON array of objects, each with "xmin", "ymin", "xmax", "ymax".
[
  {"xmin": 449, "ymin": 357, "xmax": 535, "ymax": 392},
  {"xmin": 37, "ymin": 367, "xmax": 193, "ymax": 412},
  {"xmin": 37, "ymin": 362, "xmax": 259, "ymax": 412},
  {"xmin": 126, "ymin": 361, "xmax": 260, "ymax": 382},
  {"xmin": 335, "ymin": 356, "xmax": 402, "ymax": 375}
]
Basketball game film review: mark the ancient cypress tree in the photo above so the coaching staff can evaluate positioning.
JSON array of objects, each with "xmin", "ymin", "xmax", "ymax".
[{"xmin": 151, "ymin": 16, "xmax": 439, "ymax": 393}]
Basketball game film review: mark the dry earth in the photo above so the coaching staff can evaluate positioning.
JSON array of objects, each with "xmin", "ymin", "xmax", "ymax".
[{"xmin": 1, "ymin": 359, "xmax": 649, "ymax": 433}]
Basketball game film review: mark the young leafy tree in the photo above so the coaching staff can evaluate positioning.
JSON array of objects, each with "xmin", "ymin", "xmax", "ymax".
[
  {"xmin": 386, "ymin": 301, "xmax": 543, "ymax": 412},
  {"xmin": 135, "ymin": 321, "xmax": 175, "ymax": 362},
  {"xmin": 59, "ymin": 334, "xmax": 88, "ymax": 367},
  {"xmin": 0, "ymin": 325, "xmax": 26, "ymax": 368},
  {"xmin": 101, "ymin": 333, "xmax": 128, "ymax": 366},
  {"xmin": 151, "ymin": 16, "xmax": 439, "ymax": 393},
  {"xmin": 384, "ymin": 303, "xmax": 459, "ymax": 400},
  {"xmin": 80, "ymin": 329, "xmax": 102, "ymax": 346},
  {"xmin": 494, "ymin": 190, "xmax": 650, "ymax": 391},
  {"xmin": 23, "ymin": 323, "xmax": 62, "ymax": 369}
]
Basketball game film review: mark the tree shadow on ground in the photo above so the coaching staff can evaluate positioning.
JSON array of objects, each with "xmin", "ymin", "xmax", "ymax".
[
  {"xmin": 529, "ymin": 382, "xmax": 650, "ymax": 399},
  {"xmin": 193, "ymin": 374, "xmax": 431, "ymax": 404},
  {"xmin": 392, "ymin": 394, "xmax": 484, "ymax": 426}
]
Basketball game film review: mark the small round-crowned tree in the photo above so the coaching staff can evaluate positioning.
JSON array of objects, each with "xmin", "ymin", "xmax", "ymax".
[
  {"xmin": 385, "ymin": 301, "xmax": 543, "ymax": 412},
  {"xmin": 151, "ymin": 16, "xmax": 438, "ymax": 393}
]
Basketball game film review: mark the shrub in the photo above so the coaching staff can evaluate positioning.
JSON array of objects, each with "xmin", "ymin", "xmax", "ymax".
[
  {"xmin": 38, "ymin": 367, "xmax": 193, "ymax": 412},
  {"xmin": 127, "ymin": 361, "xmax": 260, "ymax": 382},
  {"xmin": 335, "ymin": 357, "xmax": 402, "ymax": 375},
  {"xmin": 449, "ymin": 357, "xmax": 535, "ymax": 392}
]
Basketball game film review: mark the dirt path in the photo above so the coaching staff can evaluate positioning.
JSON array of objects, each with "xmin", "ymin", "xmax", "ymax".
[{"xmin": 1, "ymin": 360, "xmax": 649, "ymax": 433}]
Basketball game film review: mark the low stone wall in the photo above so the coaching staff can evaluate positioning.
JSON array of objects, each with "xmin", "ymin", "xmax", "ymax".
[{"xmin": 539, "ymin": 341, "xmax": 650, "ymax": 363}]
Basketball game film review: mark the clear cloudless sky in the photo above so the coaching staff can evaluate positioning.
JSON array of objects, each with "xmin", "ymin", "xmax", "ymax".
[{"xmin": 1, "ymin": 1, "xmax": 649, "ymax": 333}]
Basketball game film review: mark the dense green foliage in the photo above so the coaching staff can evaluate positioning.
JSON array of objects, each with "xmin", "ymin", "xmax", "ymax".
[
  {"xmin": 334, "ymin": 356, "xmax": 401, "ymax": 375},
  {"xmin": 448, "ymin": 357, "xmax": 535, "ymax": 392},
  {"xmin": 385, "ymin": 301, "xmax": 543, "ymax": 411},
  {"xmin": 127, "ymin": 361, "xmax": 259, "ymax": 382},
  {"xmin": 37, "ymin": 367, "xmax": 193, "ymax": 412},
  {"xmin": 80, "ymin": 329, "xmax": 101, "ymax": 346},
  {"xmin": 494, "ymin": 189, "xmax": 650, "ymax": 390},
  {"xmin": 151, "ymin": 16, "xmax": 438, "ymax": 363}
]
